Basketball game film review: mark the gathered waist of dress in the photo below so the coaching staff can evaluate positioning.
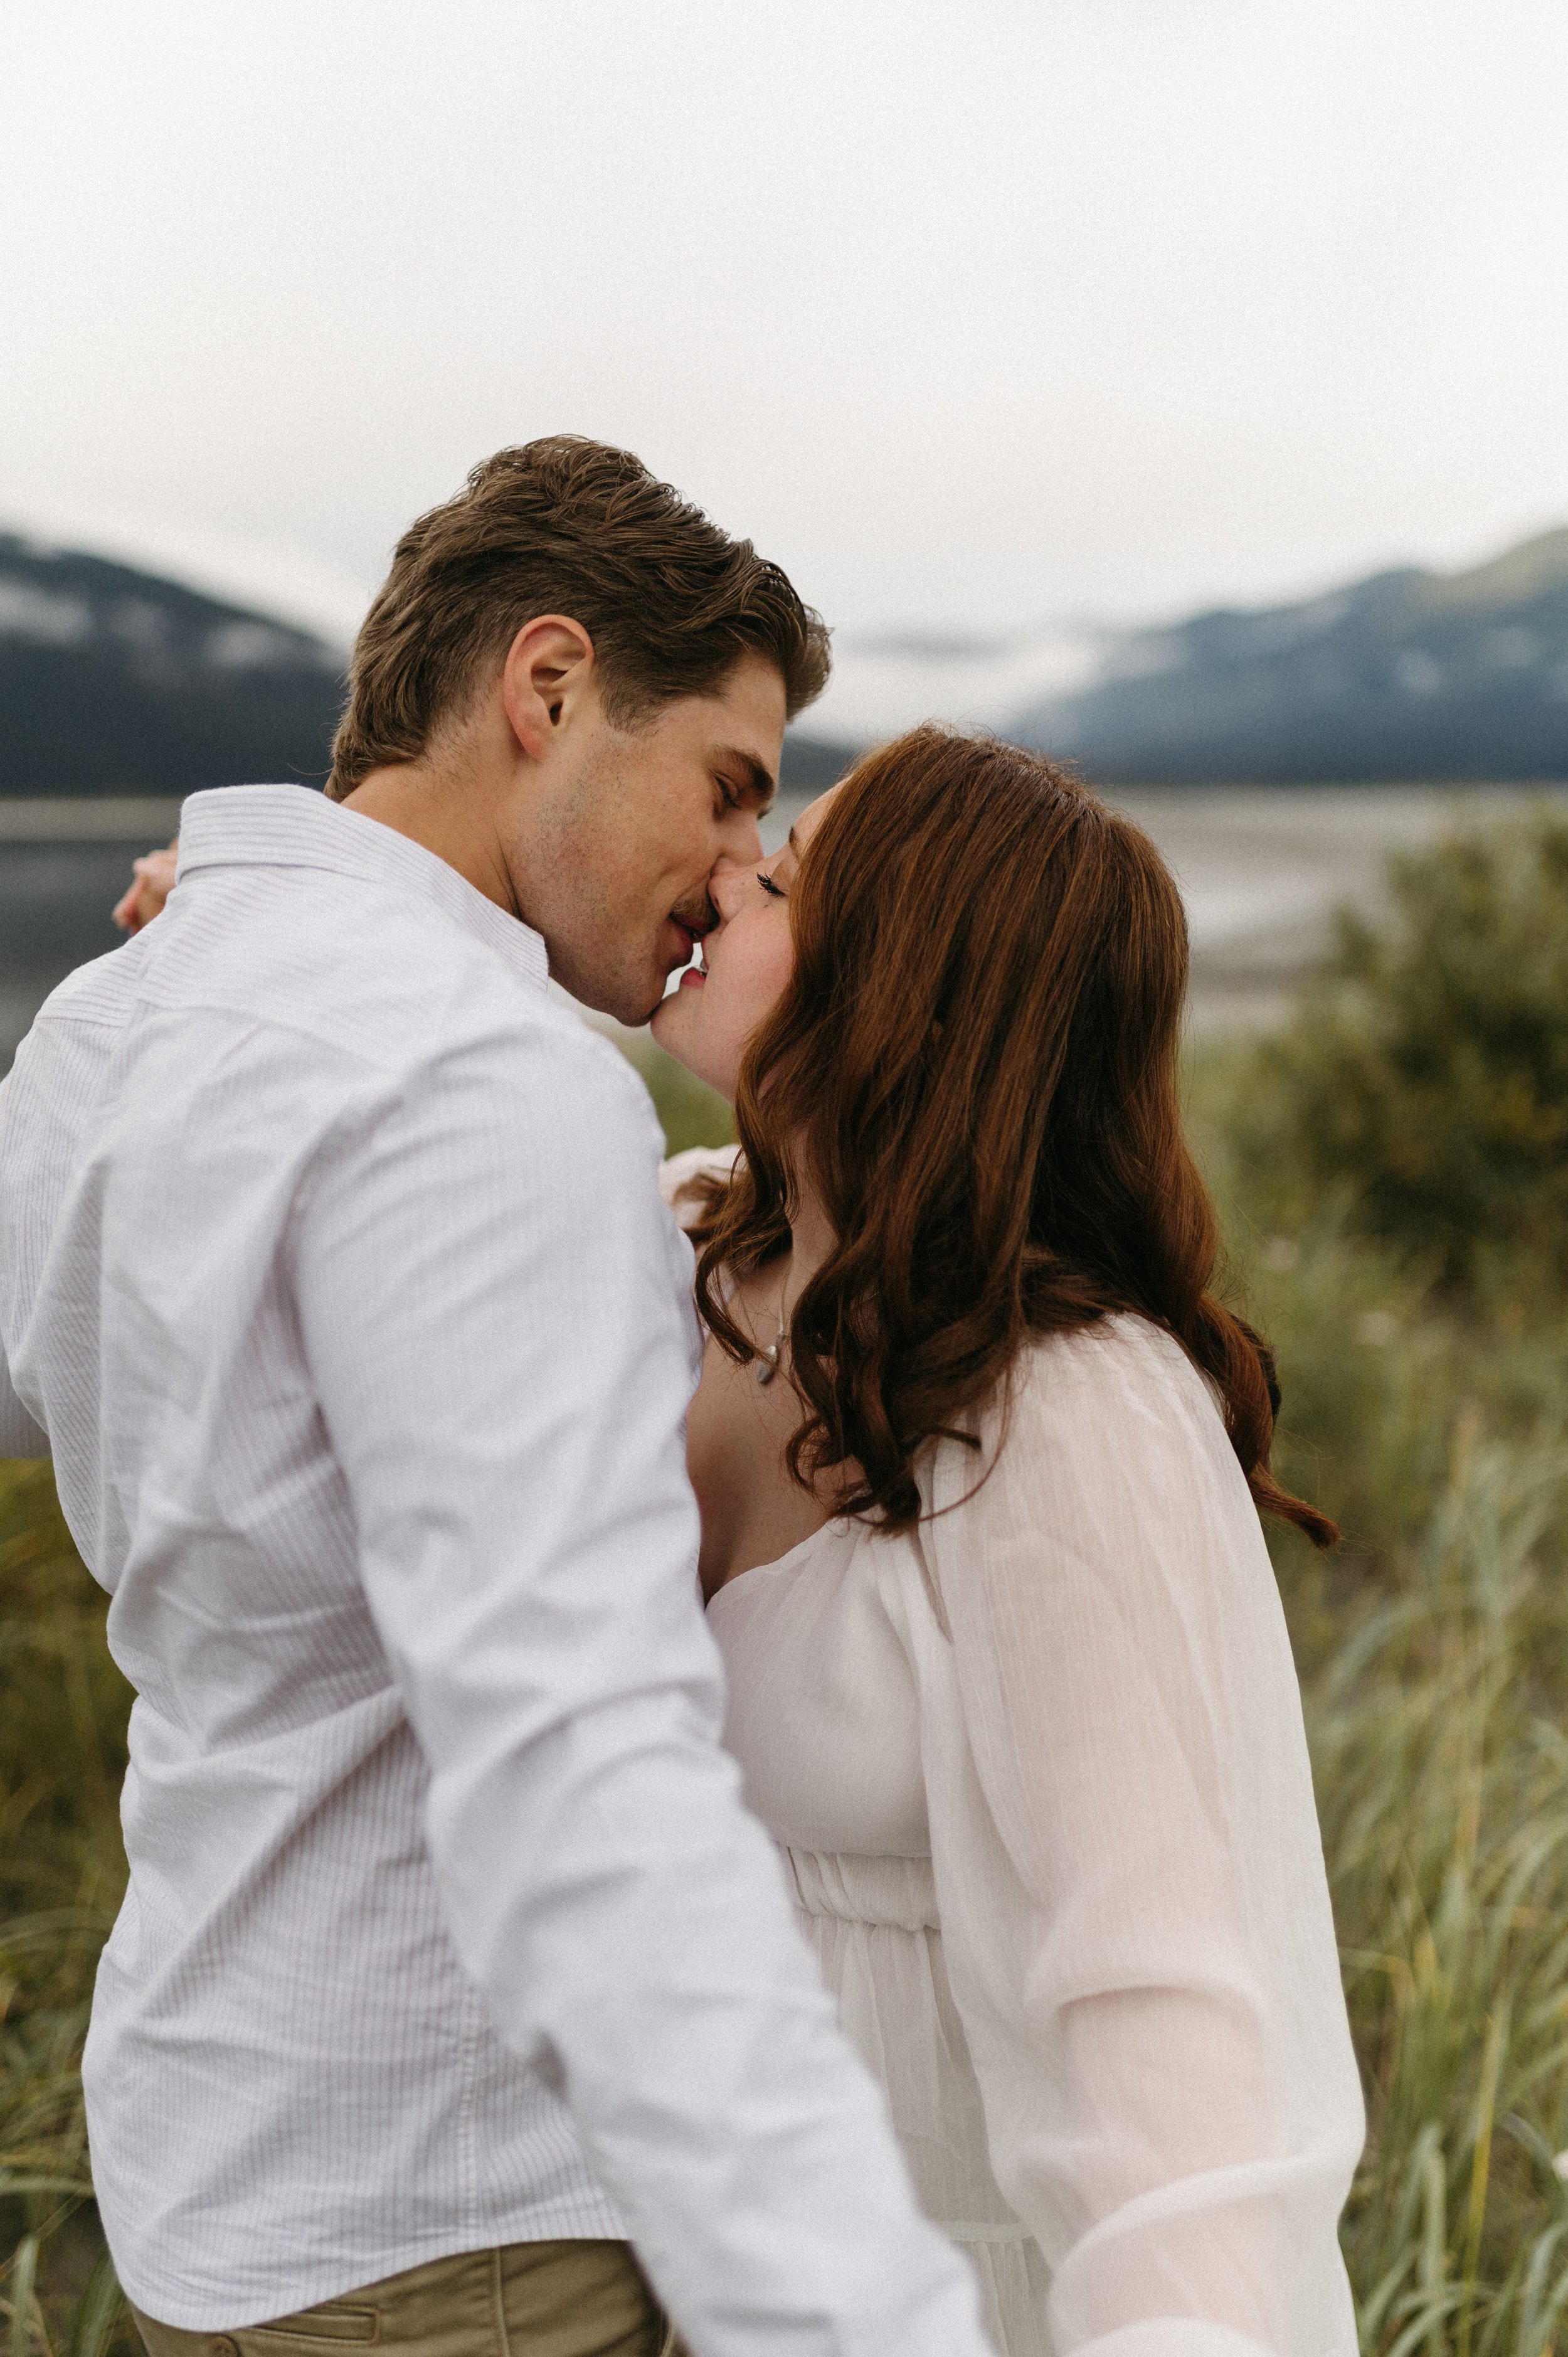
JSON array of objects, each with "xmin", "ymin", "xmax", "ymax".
[{"xmin": 785, "ymin": 1846, "xmax": 940, "ymax": 1930}]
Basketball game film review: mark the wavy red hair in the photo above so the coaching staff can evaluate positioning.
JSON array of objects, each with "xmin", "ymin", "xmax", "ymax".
[{"xmin": 689, "ymin": 724, "xmax": 1336, "ymax": 1549}]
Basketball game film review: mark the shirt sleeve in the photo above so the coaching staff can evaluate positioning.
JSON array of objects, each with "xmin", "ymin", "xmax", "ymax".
[
  {"xmin": 0, "ymin": 1341, "xmax": 50, "ymax": 1457},
  {"xmin": 0, "ymin": 1075, "xmax": 50, "ymax": 1459},
  {"xmin": 913, "ymin": 1319, "xmax": 1364, "ymax": 2357},
  {"xmin": 290, "ymin": 1021, "xmax": 989, "ymax": 2357}
]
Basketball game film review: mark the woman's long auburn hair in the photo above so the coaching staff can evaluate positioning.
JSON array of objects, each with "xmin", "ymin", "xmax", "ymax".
[{"xmin": 689, "ymin": 725, "xmax": 1337, "ymax": 1550}]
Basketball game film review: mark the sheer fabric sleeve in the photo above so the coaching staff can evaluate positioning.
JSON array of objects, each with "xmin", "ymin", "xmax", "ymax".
[
  {"xmin": 659, "ymin": 1142, "xmax": 741, "ymax": 1230},
  {"xmin": 911, "ymin": 1316, "xmax": 1363, "ymax": 2357}
]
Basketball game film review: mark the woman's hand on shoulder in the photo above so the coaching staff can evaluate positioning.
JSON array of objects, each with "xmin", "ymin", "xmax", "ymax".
[{"xmin": 112, "ymin": 839, "xmax": 179, "ymax": 934}]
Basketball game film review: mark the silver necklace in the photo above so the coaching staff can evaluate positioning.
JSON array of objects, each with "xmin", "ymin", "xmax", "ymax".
[{"xmin": 755, "ymin": 1299, "xmax": 790, "ymax": 1386}]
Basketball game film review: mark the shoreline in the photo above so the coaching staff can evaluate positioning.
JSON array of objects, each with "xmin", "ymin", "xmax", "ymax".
[{"xmin": 7, "ymin": 783, "xmax": 1567, "ymax": 1078}]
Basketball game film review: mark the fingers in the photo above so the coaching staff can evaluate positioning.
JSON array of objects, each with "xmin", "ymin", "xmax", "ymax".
[{"xmin": 112, "ymin": 841, "xmax": 180, "ymax": 934}]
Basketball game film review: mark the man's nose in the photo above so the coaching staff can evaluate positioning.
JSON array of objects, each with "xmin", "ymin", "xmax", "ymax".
[
  {"xmin": 706, "ymin": 856, "xmax": 750, "ymax": 922},
  {"xmin": 721, "ymin": 806, "xmax": 765, "ymax": 866}
]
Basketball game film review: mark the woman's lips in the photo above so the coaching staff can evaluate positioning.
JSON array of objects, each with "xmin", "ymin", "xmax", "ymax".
[{"xmin": 678, "ymin": 965, "xmax": 706, "ymax": 989}]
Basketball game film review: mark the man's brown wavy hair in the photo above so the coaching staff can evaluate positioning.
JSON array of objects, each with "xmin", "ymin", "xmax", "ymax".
[
  {"xmin": 327, "ymin": 436, "xmax": 830, "ymax": 799},
  {"xmin": 689, "ymin": 724, "xmax": 1337, "ymax": 1549}
]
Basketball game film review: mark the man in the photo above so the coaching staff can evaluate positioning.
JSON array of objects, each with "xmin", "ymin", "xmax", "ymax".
[{"xmin": 0, "ymin": 440, "xmax": 990, "ymax": 2357}]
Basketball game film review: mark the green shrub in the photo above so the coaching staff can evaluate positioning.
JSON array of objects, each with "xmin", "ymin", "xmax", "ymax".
[
  {"xmin": 1229, "ymin": 809, "xmax": 1568, "ymax": 1286},
  {"xmin": 1180, "ymin": 794, "xmax": 1568, "ymax": 2342}
]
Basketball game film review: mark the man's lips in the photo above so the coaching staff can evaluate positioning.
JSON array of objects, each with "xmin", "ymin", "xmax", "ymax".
[
  {"xmin": 669, "ymin": 912, "xmax": 714, "ymax": 966},
  {"xmin": 667, "ymin": 915, "xmax": 709, "ymax": 987}
]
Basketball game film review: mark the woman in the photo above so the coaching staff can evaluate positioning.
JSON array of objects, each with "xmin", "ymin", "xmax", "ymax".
[{"xmin": 650, "ymin": 726, "xmax": 1363, "ymax": 2357}]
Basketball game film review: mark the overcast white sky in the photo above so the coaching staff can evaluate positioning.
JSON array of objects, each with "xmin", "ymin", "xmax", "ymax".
[{"xmin": 4, "ymin": 0, "xmax": 1566, "ymax": 673}]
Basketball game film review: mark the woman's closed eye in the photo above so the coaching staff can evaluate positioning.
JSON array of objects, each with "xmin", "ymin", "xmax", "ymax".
[{"xmin": 758, "ymin": 871, "xmax": 787, "ymax": 899}]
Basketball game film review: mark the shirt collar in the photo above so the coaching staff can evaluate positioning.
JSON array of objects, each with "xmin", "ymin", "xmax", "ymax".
[{"xmin": 175, "ymin": 785, "xmax": 550, "ymax": 994}]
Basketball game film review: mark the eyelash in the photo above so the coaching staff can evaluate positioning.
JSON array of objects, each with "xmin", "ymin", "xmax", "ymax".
[{"xmin": 757, "ymin": 872, "xmax": 787, "ymax": 899}]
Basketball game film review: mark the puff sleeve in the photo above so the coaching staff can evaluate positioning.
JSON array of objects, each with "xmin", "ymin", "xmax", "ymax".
[{"xmin": 906, "ymin": 1317, "xmax": 1363, "ymax": 2356}]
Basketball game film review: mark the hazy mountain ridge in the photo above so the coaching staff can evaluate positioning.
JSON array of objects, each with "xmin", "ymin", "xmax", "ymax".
[
  {"xmin": 0, "ymin": 534, "xmax": 849, "ymax": 797},
  {"xmin": 1016, "ymin": 528, "xmax": 1568, "ymax": 783},
  {"xmin": 0, "ymin": 536, "xmax": 347, "ymax": 794},
  {"xmin": 6, "ymin": 524, "xmax": 1568, "ymax": 795}
]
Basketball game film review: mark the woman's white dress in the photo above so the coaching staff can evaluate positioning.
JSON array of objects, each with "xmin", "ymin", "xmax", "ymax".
[{"xmin": 662, "ymin": 1150, "xmax": 1364, "ymax": 2357}]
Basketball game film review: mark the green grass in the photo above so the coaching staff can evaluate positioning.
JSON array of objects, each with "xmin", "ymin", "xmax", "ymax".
[
  {"xmin": 0, "ymin": 1462, "xmax": 135, "ymax": 2356},
  {"xmin": 1189, "ymin": 1029, "xmax": 1568, "ymax": 2348},
  {"xmin": 9, "ymin": 902, "xmax": 1568, "ymax": 2349}
]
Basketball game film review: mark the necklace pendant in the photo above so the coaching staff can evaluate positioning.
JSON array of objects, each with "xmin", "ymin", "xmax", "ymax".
[{"xmin": 755, "ymin": 1343, "xmax": 780, "ymax": 1386}]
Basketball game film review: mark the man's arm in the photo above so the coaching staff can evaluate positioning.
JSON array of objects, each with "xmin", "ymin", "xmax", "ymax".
[
  {"xmin": 0, "ymin": 1074, "xmax": 50, "ymax": 1458},
  {"xmin": 290, "ymin": 1021, "xmax": 989, "ymax": 2357},
  {"xmin": 0, "ymin": 1347, "xmax": 49, "ymax": 1457}
]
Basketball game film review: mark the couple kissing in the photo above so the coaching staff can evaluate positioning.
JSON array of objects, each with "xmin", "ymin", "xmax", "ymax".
[{"xmin": 1, "ymin": 436, "xmax": 1363, "ymax": 2357}]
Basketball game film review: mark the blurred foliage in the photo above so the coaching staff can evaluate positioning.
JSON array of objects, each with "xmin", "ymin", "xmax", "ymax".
[
  {"xmin": 1226, "ymin": 807, "xmax": 1568, "ymax": 1288},
  {"xmin": 615, "ymin": 1030, "xmax": 736, "ymax": 1157},
  {"xmin": 1180, "ymin": 811, "xmax": 1568, "ymax": 2344},
  {"xmin": 12, "ymin": 807, "xmax": 1568, "ymax": 2348},
  {"xmin": 0, "ymin": 1462, "xmax": 135, "ymax": 2354},
  {"xmin": 1176, "ymin": 1095, "xmax": 1568, "ymax": 2341}
]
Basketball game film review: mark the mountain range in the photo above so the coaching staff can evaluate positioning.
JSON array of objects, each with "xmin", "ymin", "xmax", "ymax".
[
  {"xmin": 1017, "ymin": 528, "xmax": 1568, "ymax": 784},
  {"xmin": 0, "ymin": 535, "xmax": 346, "ymax": 794},
  {"xmin": 3, "ymin": 524, "xmax": 1567, "ymax": 794},
  {"xmin": 0, "ymin": 533, "xmax": 850, "ymax": 797}
]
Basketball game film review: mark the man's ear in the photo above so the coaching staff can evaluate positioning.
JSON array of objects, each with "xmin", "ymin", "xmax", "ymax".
[{"xmin": 498, "ymin": 616, "xmax": 597, "ymax": 759}]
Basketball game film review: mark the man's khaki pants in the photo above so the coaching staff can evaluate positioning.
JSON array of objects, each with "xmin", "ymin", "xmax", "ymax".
[{"xmin": 130, "ymin": 2240, "xmax": 683, "ymax": 2357}]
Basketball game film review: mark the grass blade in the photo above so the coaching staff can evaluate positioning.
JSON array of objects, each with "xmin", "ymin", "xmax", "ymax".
[
  {"xmin": 7, "ymin": 2238, "xmax": 38, "ymax": 2357},
  {"xmin": 67, "ymin": 2253, "xmax": 124, "ymax": 2357}
]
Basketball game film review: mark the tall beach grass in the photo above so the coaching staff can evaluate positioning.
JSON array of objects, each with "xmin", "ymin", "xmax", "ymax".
[{"xmin": 1, "ymin": 1460, "xmax": 132, "ymax": 2355}]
